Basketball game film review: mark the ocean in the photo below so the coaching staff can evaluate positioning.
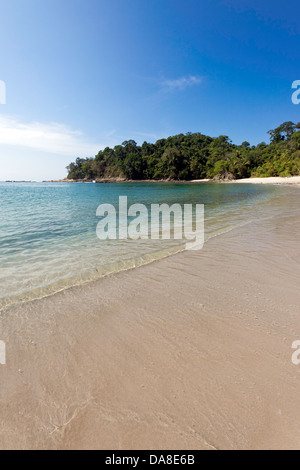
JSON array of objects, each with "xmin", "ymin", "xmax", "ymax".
[{"xmin": 0, "ymin": 181, "xmax": 298, "ymax": 309}]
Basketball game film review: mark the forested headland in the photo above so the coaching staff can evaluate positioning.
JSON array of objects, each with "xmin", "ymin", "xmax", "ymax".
[{"xmin": 66, "ymin": 121, "xmax": 300, "ymax": 181}]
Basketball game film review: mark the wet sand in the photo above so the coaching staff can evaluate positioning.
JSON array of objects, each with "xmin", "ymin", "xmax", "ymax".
[{"xmin": 0, "ymin": 209, "xmax": 300, "ymax": 450}]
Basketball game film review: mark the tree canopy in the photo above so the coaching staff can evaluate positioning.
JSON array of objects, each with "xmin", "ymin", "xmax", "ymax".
[{"xmin": 66, "ymin": 122, "xmax": 300, "ymax": 181}]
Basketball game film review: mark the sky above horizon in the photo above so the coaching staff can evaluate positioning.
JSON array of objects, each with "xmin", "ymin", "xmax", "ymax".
[{"xmin": 0, "ymin": 0, "xmax": 300, "ymax": 180}]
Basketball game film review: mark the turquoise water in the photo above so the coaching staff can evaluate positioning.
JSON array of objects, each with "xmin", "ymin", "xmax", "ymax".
[{"xmin": 0, "ymin": 181, "xmax": 296, "ymax": 308}]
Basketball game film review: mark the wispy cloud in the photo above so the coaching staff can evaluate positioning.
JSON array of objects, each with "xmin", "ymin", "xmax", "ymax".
[
  {"xmin": 0, "ymin": 116, "xmax": 99, "ymax": 157},
  {"xmin": 131, "ymin": 131, "xmax": 159, "ymax": 140},
  {"xmin": 107, "ymin": 129, "xmax": 117, "ymax": 138},
  {"xmin": 161, "ymin": 75, "xmax": 202, "ymax": 92},
  {"xmin": 56, "ymin": 104, "xmax": 69, "ymax": 111}
]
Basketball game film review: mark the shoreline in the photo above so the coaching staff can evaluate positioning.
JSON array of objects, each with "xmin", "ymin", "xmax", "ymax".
[
  {"xmin": 1, "ymin": 198, "xmax": 300, "ymax": 449},
  {"xmin": 230, "ymin": 176, "xmax": 300, "ymax": 185},
  {"xmin": 3, "ymin": 176, "xmax": 300, "ymax": 185},
  {"xmin": 48, "ymin": 176, "xmax": 300, "ymax": 185},
  {"xmin": 48, "ymin": 178, "xmax": 212, "ymax": 184},
  {"xmin": 2, "ymin": 179, "xmax": 291, "ymax": 313}
]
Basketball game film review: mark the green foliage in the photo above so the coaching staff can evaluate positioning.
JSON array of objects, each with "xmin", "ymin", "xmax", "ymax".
[{"xmin": 66, "ymin": 123, "xmax": 300, "ymax": 181}]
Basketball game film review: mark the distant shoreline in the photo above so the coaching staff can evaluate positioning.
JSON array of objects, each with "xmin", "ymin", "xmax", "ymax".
[
  {"xmin": 48, "ymin": 178, "xmax": 212, "ymax": 184},
  {"xmin": 48, "ymin": 176, "xmax": 300, "ymax": 185},
  {"xmin": 3, "ymin": 176, "xmax": 300, "ymax": 185}
]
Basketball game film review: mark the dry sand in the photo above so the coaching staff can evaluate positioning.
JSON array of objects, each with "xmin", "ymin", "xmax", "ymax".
[
  {"xmin": 233, "ymin": 176, "xmax": 300, "ymax": 185},
  {"xmin": 191, "ymin": 176, "xmax": 300, "ymax": 185},
  {"xmin": 0, "ymin": 209, "xmax": 300, "ymax": 450}
]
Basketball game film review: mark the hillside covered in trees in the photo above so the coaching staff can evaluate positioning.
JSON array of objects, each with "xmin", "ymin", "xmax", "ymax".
[{"xmin": 66, "ymin": 121, "xmax": 300, "ymax": 181}]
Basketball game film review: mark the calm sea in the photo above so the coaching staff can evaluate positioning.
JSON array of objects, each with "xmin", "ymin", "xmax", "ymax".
[{"xmin": 0, "ymin": 181, "xmax": 298, "ymax": 309}]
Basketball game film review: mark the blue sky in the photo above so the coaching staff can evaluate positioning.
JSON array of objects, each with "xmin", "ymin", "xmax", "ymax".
[{"xmin": 0, "ymin": 0, "xmax": 300, "ymax": 180}]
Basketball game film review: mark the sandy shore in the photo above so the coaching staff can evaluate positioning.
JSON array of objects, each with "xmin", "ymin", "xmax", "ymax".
[
  {"xmin": 0, "ymin": 205, "xmax": 300, "ymax": 449},
  {"xmin": 51, "ymin": 176, "xmax": 300, "ymax": 185},
  {"xmin": 232, "ymin": 176, "xmax": 300, "ymax": 185},
  {"xmin": 191, "ymin": 176, "xmax": 300, "ymax": 185}
]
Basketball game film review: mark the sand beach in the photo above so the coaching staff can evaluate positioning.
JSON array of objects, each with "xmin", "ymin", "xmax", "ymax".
[{"xmin": 0, "ymin": 192, "xmax": 300, "ymax": 450}]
